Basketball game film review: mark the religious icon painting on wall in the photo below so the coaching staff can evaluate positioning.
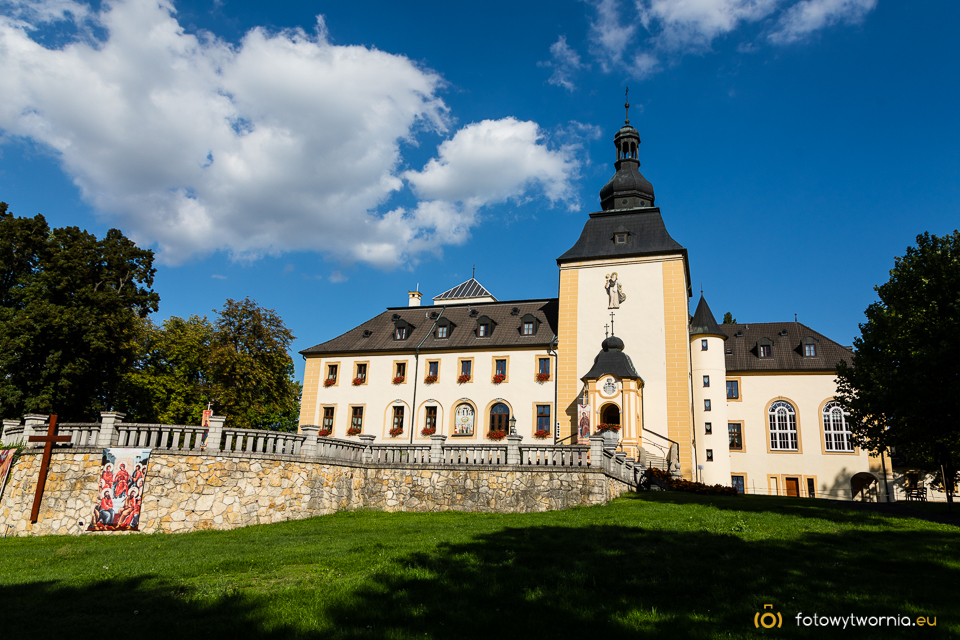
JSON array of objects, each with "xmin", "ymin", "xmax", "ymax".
[
  {"xmin": 87, "ymin": 448, "xmax": 151, "ymax": 532},
  {"xmin": 0, "ymin": 448, "xmax": 15, "ymax": 500}
]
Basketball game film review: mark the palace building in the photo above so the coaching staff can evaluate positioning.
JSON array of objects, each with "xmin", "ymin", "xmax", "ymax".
[{"xmin": 298, "ymin": 110, "xmax": 892, "ymax": 501}]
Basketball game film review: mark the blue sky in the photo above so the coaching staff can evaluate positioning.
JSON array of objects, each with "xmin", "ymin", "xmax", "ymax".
[{"xmin": 1, "ymin": 0, "xmax": 958, "ymax": 380}]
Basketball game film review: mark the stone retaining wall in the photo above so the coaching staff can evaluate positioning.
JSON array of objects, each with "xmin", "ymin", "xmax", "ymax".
[{"xmin": 0, "ymin": 450, "xmax": 632, "ymax": 536}]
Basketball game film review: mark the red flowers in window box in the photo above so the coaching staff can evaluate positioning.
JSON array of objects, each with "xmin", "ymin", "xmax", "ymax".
[
  {"xmin": 486, "ymin": 430, "xmax": 507, "ymax": 441},
  {"xmin": 421, "ymin": 426, "xmax": 437, "ymax": 436},
  {"xmin": 323, "ymin": 378, "xmax": 336, "ymax": 387},
  {"xmin": 492, "ymin": 373, "xmax": 506, "ymax": 384},
  {"xmin": 534, "ymin": 429, "xmax": 550, "ymax": 439},
  {"xmin": 318, "ymin": 428, "xmax": 332, "ymax": 437},
  {"xmin": 595, "ymin": 423, "xmax": 621, "ymax": 433},
  {"xmin": 424, "ymin": 375, "xmax": 438, "ymax": 384},
  {"xmin": 392, "ymin": 375, "xmax": 405, "ymax": 385},
  {"xmin": 352, "ymin": 377, "xmax": 365, "ymax": 386},
  {"xmin": 347, "ymin": 426, "xmax": 361, "ymax": 436},
  {"xmin": 457, "ymin": 374, "xmax": 471, "ymax": 384},
  {"xmin": 535, "ymin": 372, "xmax": 550, "ymax": 383},
  {"xmin": 389, "ymin": 426, "xmax": 403, "ymax": 437}
]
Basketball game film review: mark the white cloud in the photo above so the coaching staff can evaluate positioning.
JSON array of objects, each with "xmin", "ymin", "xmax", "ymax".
[
  {"xmin": 0, "ymin": 0, "xmax": 579, "ymax": 269},
  {"xmin": 211, "ymin": 274, "xmax": 226, "ymax": 279},
  {"xmin": 769, "ymin": 0, "xmax": 877, "ymax": 44},
  {"xmin": 575, "ymin": 0, "xmax": 878, "ymax": 79},
  {"xmin": 328, "ymin": 270, "xmax": 347, "ymax": 283},
  {"xmin": 539, "ymin": 35, "xmax": 587, "ymax": 91}
]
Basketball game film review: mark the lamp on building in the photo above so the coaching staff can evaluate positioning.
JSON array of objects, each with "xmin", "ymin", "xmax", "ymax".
[{"xmin": 509, "ymin": 416, "xmax": 517, "ymax": 436}]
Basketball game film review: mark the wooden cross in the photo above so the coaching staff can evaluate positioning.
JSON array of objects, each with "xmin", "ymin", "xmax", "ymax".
[{"xmin": 28, "ymin": 415, "xmax": 70, "ymax": 524}]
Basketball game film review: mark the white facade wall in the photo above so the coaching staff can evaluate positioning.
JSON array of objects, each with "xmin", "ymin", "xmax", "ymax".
[{"xmin": 691, "ymin": 334, "xmax": 731, "ymax": 485}]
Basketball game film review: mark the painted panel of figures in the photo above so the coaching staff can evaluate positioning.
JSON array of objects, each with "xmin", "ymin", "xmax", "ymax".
[{"xmin": 88, "ymin": 448, "xmax": 151, "ymax": 532}]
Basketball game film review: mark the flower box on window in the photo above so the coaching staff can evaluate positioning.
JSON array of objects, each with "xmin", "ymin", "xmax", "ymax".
[
  {"xmin": 392, "ymin": 375, "xmax": 405, "ymax": 385},
  {"xmin": 595, "ymin": 423, "xmax": 621, "ymax": 433},
  {"xmin": 533, "ymin": 429, "xmax": 550, "ymax": 439},
  {"xmin": 424, "ymin": 374, "xmax": 438, "ymax": 384},
  {"xmin": 389, "ymin": 426, "xmax": 403, "ymax": 437},
  {"xmin": 318, "ymin": 428, "xmax": 332, "ymax": 437},
  {"xmin": 535, "ymin": 372, "xmax": 550, "ymax": 383},
  {"xmin": 457, "ymin": 374, "xmax": 471, "ymax": 384},
  {"xmin": 323, "ymin": 378, "xmax": 336, "ymax": 387},
  {"xmin": 352, "ymin": 377, "xmax": 365, "ymax": 386},
  {"xmin": 421, "ymin": 426, "xmax": 437, "ymax": 437},
  {"xmin": 486, "ymin": 430, "xmax": 507, "ymax": 441},
  {"xmin": 347, "ymin": 426, "xmax": 361, "ymax": 436},
  {"xmin": 492, "ymin": 373, "xmax": 506, "ymax": 384}
]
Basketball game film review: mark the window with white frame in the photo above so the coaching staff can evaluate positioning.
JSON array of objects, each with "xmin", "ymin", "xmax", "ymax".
[
  {"xmin": 822, "ymin": 401, "xmax": 854, "ymax": 451},
  {"xmin": 768, "ymin": 400, "xmax": 798, "ymax": 450}
]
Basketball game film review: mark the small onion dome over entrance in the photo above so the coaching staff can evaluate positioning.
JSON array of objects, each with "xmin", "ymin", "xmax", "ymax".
[{"xmin": 581, "ymin": 334, "xmax": 643, "ymax": 382}]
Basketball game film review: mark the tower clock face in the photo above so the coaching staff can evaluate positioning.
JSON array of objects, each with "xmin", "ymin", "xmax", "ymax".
[{"xmin": 601, "ymin": 377, "xmax": 618, "ymax": 397}]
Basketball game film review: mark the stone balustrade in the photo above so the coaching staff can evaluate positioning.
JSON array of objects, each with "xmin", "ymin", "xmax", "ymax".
[{"xmin": 58, "ymin": 423, "xmax": 102, "ymax": 447}]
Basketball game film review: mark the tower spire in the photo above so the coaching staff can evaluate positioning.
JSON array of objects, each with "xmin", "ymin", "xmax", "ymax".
[{"xmin": 625, "ymin": 86, "xmax": 630, "ymax": 125}]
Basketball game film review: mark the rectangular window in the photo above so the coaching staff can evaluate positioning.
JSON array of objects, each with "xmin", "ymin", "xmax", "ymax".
[
  {"xmin": 351, "ymin": 406, "xmax": 363, "ymax": 431},
  {"xmin": 728, "ymin": 423, "xmax": 743, "ymax": 450},
  {"xmin": 461, "ymin": 360, "xmax": 472, "ymax": 377},
  {"xmin": 495, "ymin": 359, "xmax": 507, "ymax": 376},
  {"xmin": 425, "ymin": 406, "xmax": 437, "ymax": 432},
  {"xmin": 355, "ymin": 363, "xmax": 367, "ymax": 382},
  {"xmin": 726, "ymin": 380, "xmax": 740, "ymax": 399},
  {"xmin": 327, "ymin": 364, "xmax": 338, "ymax": 380},
  {"xmin": 395, "ymin": 362, "xmax": 406, "ymax": 378},
  {"xmin": 706, "ymin": 449, "xmax": 714, "ymax": 462},
  {"xmin": 395, "ymin": 326, "xmax": 407, "ymax": 340},
  {"xmin": 536, "ymin": 405, "xmax": 551, "ymax": 431},
  {"xmin": 703, "ymin": 375, "xmax": 710, "ymax": 387},
  {"xmin": 322, "ymin": 407, "xmax": 334, "ymax": 430},
  {"xmin": 615, "ymin": 233, "xmax": 627, "ymax": 244},
  {"xmin": 523, "ymin": 321, "xmax": 534, "ymax": 336},
  {"xmin": 437, "ymin": 325, "xmax": 449, "ymax": 339},
  {"xmin": 392, "ymin": 406, "xmax": 404, "ymax": 430},
  {"xmin": 804, "ymin": 344, "xmax": 817, "ymax": 357},
  {"xmin": 704, "ymin": 399, "xmax": 711, "ymax": 411},
  {"xmin": 701, "ymin": 339, "xmax": 708, "ymax": 350},
  {"xmin": 478, "ymin": 323, "xmax": 490, "ymax": 337},
  {"xmin": 428, "ymin": 361, "xmax": 439, "ymax": 377},
  {"xmin": 704, "ymin": 422, "xmax": 712, "ymax": 434},
  {"xmin": 731, "ymin": 475, "xmax": 745, "ymax": 494},
  {"xmin": 538, "ymin": 357, "xmax": 551, "ymax": 375},
  {"xmin": 760, "ymin": 344, "xmax": 772, "ymax": 358}
]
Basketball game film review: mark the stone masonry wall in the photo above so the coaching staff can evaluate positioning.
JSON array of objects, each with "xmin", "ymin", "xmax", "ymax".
[{"xmin": 0, "ymin": 450, "xmax": 632, "ymax": 536}]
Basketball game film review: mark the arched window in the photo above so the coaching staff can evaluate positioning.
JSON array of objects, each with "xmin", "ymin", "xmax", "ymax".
[
  {"xmin": 768, "ymin": 401, "xmax": 798, "ymax": 450},
  {"xmin": 489, "ymin": 403, "xmax": 510, "ymax": 433},
  {"xmin": 600, "ymin": 403, "xmax": 620, "ymax": 426},
  {"xmin": 822, "ymin": 401, "xmax": 854, "ymax": 452}
]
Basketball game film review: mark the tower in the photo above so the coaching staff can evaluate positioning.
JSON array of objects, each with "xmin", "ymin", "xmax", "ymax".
[{"xmin": 689, "ymin": 294, "xmax": 731, "ymax": 484}]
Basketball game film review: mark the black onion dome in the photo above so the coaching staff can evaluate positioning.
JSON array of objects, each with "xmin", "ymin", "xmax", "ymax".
[
  {"xmin": 599, "ymin": 124, "xmax": 655, "ymax": 211},
  {"xmin": 602, "ymin": 335, "xmax": 625, "ymax": 351}
]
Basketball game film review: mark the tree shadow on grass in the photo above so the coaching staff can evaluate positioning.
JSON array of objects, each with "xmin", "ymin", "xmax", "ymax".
[{"xmin": 2, "ymin": 519, "xmax": 958, "ymax": 639}]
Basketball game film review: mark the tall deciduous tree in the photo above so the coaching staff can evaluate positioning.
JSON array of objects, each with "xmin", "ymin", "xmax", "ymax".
[
  {"xmin": 835, "ymin": 231, "xmax": 960, "ymax": 504},
  {"xmin": 0, "ymin": 204, "xmax": 159, "ymax": 420}
]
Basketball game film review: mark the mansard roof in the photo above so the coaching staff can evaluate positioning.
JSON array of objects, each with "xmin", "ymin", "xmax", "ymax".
[
  {"xmin": 432, "ymin": 278, "xmax": 496, "ymax": 301},
  {"xmin": 721, "ymin": 322, "xmax": 853, "ymax": 372},
  {"xmin": 300, "ymin": 299, "xmax": 558, "ymax": 355}
]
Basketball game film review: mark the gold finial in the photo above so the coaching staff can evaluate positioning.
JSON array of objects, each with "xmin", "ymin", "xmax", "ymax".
[{"xmin": 625, "ymin": 86, "xmax": 630, "ymax": 125}]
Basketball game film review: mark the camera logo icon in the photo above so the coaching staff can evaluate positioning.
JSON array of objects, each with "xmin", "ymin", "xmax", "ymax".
[{"xmin": 754, "ymin": 604, "xmax": 783, "ymax": 629}]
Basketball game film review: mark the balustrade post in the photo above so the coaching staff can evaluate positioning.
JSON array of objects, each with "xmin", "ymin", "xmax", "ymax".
[
  {"xmin": 429, "ymin": 434, "xmax": 447, "ymax": 464},
  {"xmin": 97, "ymin": 411, "xmax": 124, "ymax": 448},
  {"xmin": 300, "ymin": 425, "xmax": 320, "ymax": 458},
  {"xmin": 24, "ymin": 414, "xmax": 49, "ymax": 448},
  {"xmin": 615, "ymin": 452, "xmax": 627, "ymax": 480},
  {"xmin": 2, "ymin": 419, "xmax": 20, "ymax": 443},
  {"xmin": 506, "ymin": 435, "xmax": 523, "ymax": 465},
  {"xmin": 203, "ymin": 415, "xmax": 225, "ymax": 452},
  {"xmin": 358, "ymin": 434, "xmax": 376, "ymax": 463},
  {"xmin": 589, "ymin": 436, "xmax": 604, "ymax": 468}
]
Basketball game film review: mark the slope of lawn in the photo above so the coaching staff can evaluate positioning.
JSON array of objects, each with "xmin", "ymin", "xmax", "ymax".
[{"xmin": 0, "ymin": 492, "xmax": 957, "ymax": 639}]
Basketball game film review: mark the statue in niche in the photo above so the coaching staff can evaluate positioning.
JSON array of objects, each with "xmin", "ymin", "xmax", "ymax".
[{"xmin": 605, "ymin": 272, "xmax": 626, "ymax": 309}]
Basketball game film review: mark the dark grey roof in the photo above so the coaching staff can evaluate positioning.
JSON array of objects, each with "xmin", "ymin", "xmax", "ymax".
[
  {"xmin": 721, "ymin": 322, "xmax": 853, "ymax": 372},
  {"xmin": 433, "ymin": 278, "xmax": 495, "ymax": 301},
  {"xmin": 582, "ymin": 336, "xmax": 642, "ymax": 380},
  {"xmin": 690, "ymin": 295, "xmax": 726, "ymax": 338},
  {"xmin": 301, "ymin": 299, "xmax": 557, "ymax": 355},
  {"xmin": 557, "ymin": 208, "xmax": 692, "ymax": 296}
]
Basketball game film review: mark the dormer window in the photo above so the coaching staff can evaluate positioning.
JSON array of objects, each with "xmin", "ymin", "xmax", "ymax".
[
  {"xmin": 437, "ymin": 325, "xmax": 448, "ymax": 339},
  {"xmin": 392, "ymin": 317, "xmax": 414, "ymax": 341},
  {"xmin": 520, "ymin": 313, "xmax": 540, "ymax": 336},
  {"xmin": 801, "ymin": 336, "xmax": 820, "ymax": 357},
  {"xmin": 395, "ymin": 326, "xmax": 407, "ymax": 340},
  {"xmin": 758, "ymin": 337, "xmax": 773, "ymax": 359},
  {"xmin": 615, "ymin": 233, "xmax": 627, "ymax": 244},
  {"xmin": 523, "ymin": 321, "xmax": 534, "ymax": 335},
  {"xmin": 479, "ymin": 323, "xmax": 490, "ymax": 337}
]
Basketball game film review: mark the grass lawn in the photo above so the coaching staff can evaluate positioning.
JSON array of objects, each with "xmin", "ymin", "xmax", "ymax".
[{"xmin": 1, "ymin": 492, "xmax": 957, "ymax": 639}]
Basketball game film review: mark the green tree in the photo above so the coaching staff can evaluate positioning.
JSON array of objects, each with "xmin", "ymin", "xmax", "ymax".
[
  {"xmin": 208, "ymin": 298, "xmax": 299, "ymax": 431},
  {"xmin": 0, "ymin": 203, "xmax": 159, "ymax": 420},
  {"xmin": 835, "ymin": 231, "xmax": 960, "ymax": 505},
  {"xmin": 722, "ymin": 312, "xmax": 737, "ymax": 324}
]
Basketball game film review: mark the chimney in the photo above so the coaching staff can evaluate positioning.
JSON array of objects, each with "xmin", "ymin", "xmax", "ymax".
[{"xmin": 408, "ymin": 290, "xmax": 422, "ymax": 307}]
